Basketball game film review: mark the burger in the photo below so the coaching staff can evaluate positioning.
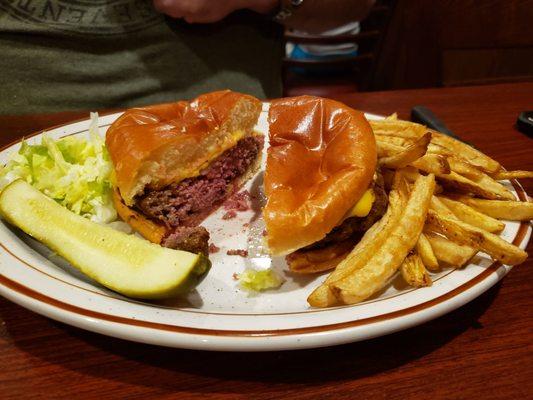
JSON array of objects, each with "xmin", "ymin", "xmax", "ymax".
[
  {"xmin": 263, "ymin": 96, "xmax": 387, "ymax": 271},
  {"xmin": 106, "ymin": 90, "xmax": 263, "ymax": 255}
]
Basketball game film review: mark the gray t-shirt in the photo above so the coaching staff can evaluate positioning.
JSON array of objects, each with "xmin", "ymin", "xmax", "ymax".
[{"xmin": 0, "ymin": 0, "xmax": 282, "ymax": 114}]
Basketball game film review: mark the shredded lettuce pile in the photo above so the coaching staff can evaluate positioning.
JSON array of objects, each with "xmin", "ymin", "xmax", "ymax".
[
  {"xmin": 238, "ymin": 268, "xmax": 284, "ymax": 292},
  {"xmin": 0, "ymin": 113, "xmax": 117, "ymax": 223}
]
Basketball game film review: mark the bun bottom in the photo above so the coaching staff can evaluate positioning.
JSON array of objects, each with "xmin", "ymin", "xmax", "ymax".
[{"xmin": 285, "ymin": 238, "xmax": 359, "ymax": 274}]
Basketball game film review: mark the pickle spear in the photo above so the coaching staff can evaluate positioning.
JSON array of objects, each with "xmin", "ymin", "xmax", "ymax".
[{"xmin": 0, "ymin": 180, "xmax": 210, "ymax": 299}]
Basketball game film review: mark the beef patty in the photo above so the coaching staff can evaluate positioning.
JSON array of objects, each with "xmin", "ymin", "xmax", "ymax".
[
  {"xmin": 136, "ymin": 136, "xmax": 263, "ymax": 254},
  {"xmin": 161, "ymin": 226, "xmax": 210, "ymax": 255},
  {"xmin": 305, "ymin": 170, "xmax": 388, "ymax": 250}
]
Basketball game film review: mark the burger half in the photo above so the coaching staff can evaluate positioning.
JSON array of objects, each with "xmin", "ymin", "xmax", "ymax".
[
  {"xmin": 106, "ymin": 90, "xmax": 263, "ymax": 255},
  {"xmin": 263, "ymin": 96, "xmax": 387, "ymax": 271}
]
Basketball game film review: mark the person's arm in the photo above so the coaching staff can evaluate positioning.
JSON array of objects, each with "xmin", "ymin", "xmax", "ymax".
[
  {"xmin": 153, "ymin": 0, "xmax": 278, "ymax": 23},
  {"xmin": 153, "ymin": 0, "xmax": 374, "ymax": 32}
]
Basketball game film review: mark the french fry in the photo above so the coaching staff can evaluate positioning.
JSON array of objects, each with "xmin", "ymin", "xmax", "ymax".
[
  {"xmin": 428, "ymin": 143, "xmax": 455, "ymax": 158},
  {"xmin": 399, "ymin": 169, "xmax": 446, "ymax": 194},
  {"xmin": 430, "ymin": 196, "xmax": 457, "ymax": 219},
  {"xmin": 434, "ymin": 183, "xmax": 444, "ymax": 194},
  {"xmin": 376, "ymin": 134, "xmax": 414, "ymax": 147},
  {"xmin": 392, "ymin": 170, "xmax": 411, "ymax": 201},
  {"xmin": 396, "ymin": 166, "xmax": 422, "ymax": 183},
  {"xmin": 492, "ymin": 170, "xmax": 533, "ymax": 180},
  {"xmin": 330, "ymin": 174, "xmax": 435, "ymax": 305},
  {"xmin": 416, "ymin": 233, "xmax": 439, "ymax": 271},
  {"xmin": 474, "ymin": 173, "xmax": 515, "ymax": 200},
  {"xmin": 307, "ymin": 189, "xmax": 406, "ymax": 307},
  {"xmin": 427, "ymin": 198, "xmax": 479, "ymax": 267},
  {"xmin": 379, "ymin": 132, "xmax": 431, "ymax": 169},
  {"xmin": 438, "ymin": 196, "xmax": 505, "ymax": 233},
  {"xmin": 400, "ymin": 253, "xmax": 432, "ymax": 287},
  {"xmin": 449, "ymin": 195, "xmax": 533, "ymax": 221},
  {"xmin": 371, "ymin": 119, "xmax": 427, "ymax": 140},
  {"xmin": 437, "ymin": 153, "xmax": 511, "ymax": 200},
  {"xmin": 426, "ymin": 210, "xmax": 527, "ymax": 265},
  {"xmin": 424, "ymin": 232, "xmax": 477, "ymax": 267},
  {"xmin": 376, "ymin": 140, "xmax": 404, "ymax": 158},
  {"xmin": 411, "ymin": 154, "xmax": 451, "ymax": 175},
  {"xmin": 437, "ymin": 171, "xmax": 514, "ymax": 200},
  {"xmin": 429, "ymin": 130, "xmax": 501, "ymax": 173},
  {"xmin": 448, "ymin": 157, "xmax": 484, "ymax": 180},
  {"xmin": 374, "ymin": 118, "xmax": 501, "ymax": 173}
]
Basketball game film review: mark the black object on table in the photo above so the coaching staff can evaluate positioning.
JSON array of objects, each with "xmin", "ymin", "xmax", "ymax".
[{"xmin": 516, "ymin": 111, "xmax": 533, "ymax": 137}]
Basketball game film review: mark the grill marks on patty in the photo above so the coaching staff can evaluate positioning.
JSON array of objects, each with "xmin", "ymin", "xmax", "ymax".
[{"xmin": 136, "ymin": 136, "xmax": 263, "ymax": 253}]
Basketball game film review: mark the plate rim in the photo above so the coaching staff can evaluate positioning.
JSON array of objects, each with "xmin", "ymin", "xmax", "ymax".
[{"xmin": 0, "ymin": 111, "xmax": 530, "ymax": 349}]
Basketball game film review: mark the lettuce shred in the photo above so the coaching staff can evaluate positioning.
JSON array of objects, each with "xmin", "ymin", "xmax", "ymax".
[
  {"xmin": 238, "ymin": 268, "xmax": 284, "ymax": 292},
  {"xmin": 0, "ymin": 113, "xmax": 117, "ymax": 223}
]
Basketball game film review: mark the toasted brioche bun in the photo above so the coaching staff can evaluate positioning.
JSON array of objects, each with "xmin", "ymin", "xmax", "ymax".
[
  {"xmin": 106, "ymin": 90, "xmax": 262, "ymax": 206},
  {"xmin": 264, "ymin": 96, "xmax": 377, "ymax": 256},
  {"xmin": 286, "ymin": 239, "xmax": 357, "ymax": 274}
]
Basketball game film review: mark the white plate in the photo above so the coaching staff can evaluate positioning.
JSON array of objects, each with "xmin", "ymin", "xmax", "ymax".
[{"xmin": 0, "ymin": 107, "xmax": 530, "ymax": 351}]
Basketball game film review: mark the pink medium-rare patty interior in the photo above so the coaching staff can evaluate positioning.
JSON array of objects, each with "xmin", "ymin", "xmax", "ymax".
[{"xmin": 136, "ymin": 136, "xmax": 262, "ymax": 228}]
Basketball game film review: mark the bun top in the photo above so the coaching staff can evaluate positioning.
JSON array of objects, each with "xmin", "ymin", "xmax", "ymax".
[
  {"xmin": 106, "ymin": 90, "xmax": 262, "ymax": 205},
  {"xmin": 263, "ymin": 96, "xmax": 377, "ymax": 256}
]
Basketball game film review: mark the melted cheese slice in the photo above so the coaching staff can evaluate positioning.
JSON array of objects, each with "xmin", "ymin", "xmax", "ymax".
[{"xmin": 345, "ymin": 189, "xmax": 375, "ymax": 219}]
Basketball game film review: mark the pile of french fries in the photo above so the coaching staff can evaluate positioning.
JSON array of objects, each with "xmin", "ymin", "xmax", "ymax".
[{"xmin": 307, "ymin": 115, "xmax": 533, "ymax": 308}]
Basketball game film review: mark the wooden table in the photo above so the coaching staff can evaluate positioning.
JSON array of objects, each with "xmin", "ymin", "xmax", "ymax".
[{"xmin": 1, "ymin": 83, "xmax": 532, "ymax": 399}]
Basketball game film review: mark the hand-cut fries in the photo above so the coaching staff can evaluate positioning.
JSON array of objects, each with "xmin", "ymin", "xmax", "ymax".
[
  {"xmin": 371, "ymin": 119, "xmax": 426, "ymax": 139},
  {"xmin": 473, "ymin": 173, "xmax": 515, "ymax": 200},
  {"xmin": 492, "ymin": 170, "xmax": 533, "ymax": 180},
  {"xmin": 449, "ymin": 196, "xmax": 533, "ymax": 221},
  {"xmin": 400, "ymin": 253, "xmax": 432, "ymax": 287},
  {"xmin": 426, "ymin": 210, "xmax": 527, "ymax": 265},
  {"xmin": 411, "ymin": 154, "xmax": 451, "ymax": 175},
  {"xmin": 429, "ymin": 130, "xmax": 501, "ymax": 173},
  {"xmin": 428, "ymin": 143, "xmax": 455, "ymax": 158},
  {"xmin": 448, "ymin": 157, "xmax": 484, "ymax": 180},
  {"xmin": 438, "ymin": 196, "xmax": 505, "ymax": 233},
  {"xmin": 376, "ymin": 134, "xmax": 415, "ymax": 147},
  {"xmin": 430, "ymin": 196, "xmax": 457, "ymax": 219},
  {"xmin": 424, "ymin": 232, "xmax": 477, "ymax": 267},
  {"xmin": 437, "ymin": 171, "xmax": 514, "ymax": 200},
  {"xmin": 307, "ymin": 190, "xmax": 407, "ymax": 307},
  {"xmin": 328, "ymin": 175, "xmax": 435, "ymax": 305},
  {"xmin": 372, "ymin": 119, "xmax": 501, "ymax": 172},
  {"xmin": 379, "ymin": 132, "xmax": 431, "ymax": 169},
  {"xmin": 416, "ymin": 233, "xmax": 439, "ymax": 271},
  {"xmin": 376, "ymin": 140, "xmax": 404, "ymax": 158},
  {"xmin": 306, "ymin": 115, "xmax": 532, "ymax": 308}
]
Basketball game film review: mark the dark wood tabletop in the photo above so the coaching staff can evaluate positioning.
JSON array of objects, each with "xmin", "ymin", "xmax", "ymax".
[{"xmin": 0, "ymin": 83, "xmax": 532, "ymax": 400}]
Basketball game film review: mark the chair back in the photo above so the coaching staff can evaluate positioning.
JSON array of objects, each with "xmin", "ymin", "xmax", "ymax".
[{"xmin": 282, "ymin": 1, "xmax": 395, "ymax": 96}]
